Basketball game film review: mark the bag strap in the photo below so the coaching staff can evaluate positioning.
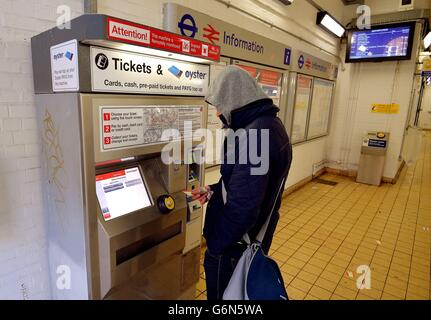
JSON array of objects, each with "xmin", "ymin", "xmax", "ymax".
[
  {"xmin": 255, "ymin": 177, "xmax": 285, "ymax": 244},
  {"xmin": 221, "ymin": 177, "xmax": 286, "ymax": 245}
]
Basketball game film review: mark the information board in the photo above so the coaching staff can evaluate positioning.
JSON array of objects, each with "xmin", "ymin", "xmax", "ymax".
[
  {"xmin": 291, "ymin": 74, "xmax": 313, "ymax": 143},
  {"xmin": 307, "ymin": 79, "xmax": 334, "ymax": 139},
  {"xmin": 236, "ymin": 64, "xmax": 283, "ymax": 107},
  {"xmin": 347, "ymin": 23, "xmax": 415, "ymax": 62}
]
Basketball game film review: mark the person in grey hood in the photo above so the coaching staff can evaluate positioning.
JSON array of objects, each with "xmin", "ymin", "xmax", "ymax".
[{"xmin": 192, "ymin": 65, "xmax": 292, "ymax": 300}]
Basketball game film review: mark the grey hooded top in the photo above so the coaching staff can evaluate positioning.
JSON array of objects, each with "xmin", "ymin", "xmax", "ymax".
[{"xmin": 205, "ymin": 65, "xmax": 269, "ymax": 125}]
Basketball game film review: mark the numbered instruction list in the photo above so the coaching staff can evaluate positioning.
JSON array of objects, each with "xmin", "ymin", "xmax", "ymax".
[{"xmin": 101, "ymin": 106, "xmax": 203, "ymax": 151}]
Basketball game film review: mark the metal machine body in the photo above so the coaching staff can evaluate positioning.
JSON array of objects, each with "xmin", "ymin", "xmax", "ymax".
[
  {"xmin": 37, "ymin": 93, "xmax": 205, "ymax": 300},
  {"xmin": 31, "ymin": 14, "xmax": 218, "ymax": 300}
]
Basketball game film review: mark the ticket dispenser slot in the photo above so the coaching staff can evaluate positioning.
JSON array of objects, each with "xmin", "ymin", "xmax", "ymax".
[
  {"xmin": 186, "ymin": 147, "xmax": 204, "ymax": 192},
  {"xmin": 183, "ymin": 147, "xmax": 204, "ymax": 254}
]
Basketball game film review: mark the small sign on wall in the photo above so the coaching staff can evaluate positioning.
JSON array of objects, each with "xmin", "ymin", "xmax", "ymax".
[
  {"xmin": 371, "ymin": 103, "xmax": 400, "ymax": 114},
  {"xmin": 422, "ymin": 57, "xmax": 431, "ymax": 77}
]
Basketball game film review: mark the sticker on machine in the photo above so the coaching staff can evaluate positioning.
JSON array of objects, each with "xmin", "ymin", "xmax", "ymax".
[
  {"xmin": 50, "ymin": 39, "xmax": 79, "ymax": 92},
  {"xmin": 91, "ymin": 47, "xmax": 210, "ymax": 96},
  {"xmin": 100, "ymin": 106, "xmax": 203, "ymax": 151}
]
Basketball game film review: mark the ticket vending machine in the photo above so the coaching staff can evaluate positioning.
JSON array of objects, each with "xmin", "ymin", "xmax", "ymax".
[{"xmin": 31, "ymin": 14, "xmax": 220, "ymax": 300}]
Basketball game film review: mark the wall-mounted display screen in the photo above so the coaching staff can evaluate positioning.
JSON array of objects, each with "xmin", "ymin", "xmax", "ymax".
[
  {"xmin": 346, "ymin": 22, "xmax": 415, "ymax": 63},
  {"xmin": 96, "ymin": 167, "xmax": 152, "ymax": 221}
]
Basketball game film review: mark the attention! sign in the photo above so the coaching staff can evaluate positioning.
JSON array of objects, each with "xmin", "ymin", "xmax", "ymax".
[{"xmin": 107, "ymin": 17, "xmax": 220, "ymax": 62}]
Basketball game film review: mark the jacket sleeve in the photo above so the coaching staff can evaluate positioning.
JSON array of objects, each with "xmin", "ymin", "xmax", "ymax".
[
  {"xmin": 206, "ymin": 164, "xmax": 269, "ymax": 255},
  {"xmin": 206, "ymin": 129, "xmax": 270, "ymax": 254}
]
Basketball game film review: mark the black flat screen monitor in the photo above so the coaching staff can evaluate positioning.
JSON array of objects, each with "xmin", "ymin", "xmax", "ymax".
[{"xmin": 346, "ymin": 22, "xmax": 416, "ymax": 63}]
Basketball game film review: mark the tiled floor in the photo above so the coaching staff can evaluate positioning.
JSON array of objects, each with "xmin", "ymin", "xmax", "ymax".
[{"xmin": 196, "ymin": 131, "xmax": 431, "ymax": 300}]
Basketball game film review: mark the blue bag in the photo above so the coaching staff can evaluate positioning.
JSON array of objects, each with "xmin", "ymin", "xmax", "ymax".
[
  {"xmin": 222, "ymin": 179, "xmax": 289, "ymax": 300},
  {"xmin": 246, "ymin": 244, "xmax": 288, "ymax": 300}
]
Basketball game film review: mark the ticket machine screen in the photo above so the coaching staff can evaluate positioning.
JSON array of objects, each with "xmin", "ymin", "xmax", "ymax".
[{"xmin": 96, "ymin": 167, "xmax": 152, "ymax": 221}]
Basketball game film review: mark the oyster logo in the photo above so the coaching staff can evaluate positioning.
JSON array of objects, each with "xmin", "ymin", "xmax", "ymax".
[
  {"xmin": 53, "ymin": 51, "xmax": 74, "ymax": 61},
  {"xmin": 65, "ymin": 51, "xmax": 74, "ymax": 61},
  {"xmin": 168, "ymin": 66, "xmax": 207, "ymax": 81},
  {"xmin": 168, "ymin": 65, "xmax": 183, "ymax": 79}
]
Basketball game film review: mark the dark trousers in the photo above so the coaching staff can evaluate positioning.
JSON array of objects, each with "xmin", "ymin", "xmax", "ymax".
[{"xmin": 203, "ymin": 244, "xmax": 246, "ymax": 301}]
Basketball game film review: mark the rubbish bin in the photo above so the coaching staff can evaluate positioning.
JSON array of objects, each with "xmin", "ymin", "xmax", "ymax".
[{"xmin": 356, "ymin": 132, "xmax": 390, "ymax": 186}]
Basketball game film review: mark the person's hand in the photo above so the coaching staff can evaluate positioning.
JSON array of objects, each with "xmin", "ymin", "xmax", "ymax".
[{"xmin": 191, "ymin": 186, "xmax": 212, "ymax": 205}]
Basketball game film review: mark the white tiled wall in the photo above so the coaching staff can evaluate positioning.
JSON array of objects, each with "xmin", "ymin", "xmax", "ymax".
[
  {"xmin": 0, "ymin": 0, "xmax": 84, "ymax": 299},
  {"xmin": 327, "ymin": 5, "xmax": 423, "ymax": 180}
]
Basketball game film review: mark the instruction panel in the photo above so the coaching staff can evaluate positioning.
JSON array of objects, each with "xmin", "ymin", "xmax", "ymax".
[{"xmin": 101, "ymin": 105, "xmax": 203, "ymax": 151}]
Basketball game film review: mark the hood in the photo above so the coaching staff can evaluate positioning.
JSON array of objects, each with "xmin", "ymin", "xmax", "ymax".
[{"xmin": 205, "ymin": 65, "xmax": 269, "ymax": 125}]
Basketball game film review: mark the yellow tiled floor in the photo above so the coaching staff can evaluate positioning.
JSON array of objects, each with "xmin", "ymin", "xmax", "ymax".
[{"xmin": 196, "ymin": 132, "xmax": 431, "ymax": 300}]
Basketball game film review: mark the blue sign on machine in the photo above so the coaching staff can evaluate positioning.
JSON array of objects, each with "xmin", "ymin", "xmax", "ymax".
[{"xmin": 368, "ymin": 139, "xmax": 387, "ymax": 148}]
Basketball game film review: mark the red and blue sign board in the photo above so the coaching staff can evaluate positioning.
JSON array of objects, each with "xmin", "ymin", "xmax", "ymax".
[
  {"xmin": 106, "ymin": 17, "xmax": 220, "ymax": 62},
  {"xmin": 175, "ymin": 12, "xmax": 291, "ymax": 68}
]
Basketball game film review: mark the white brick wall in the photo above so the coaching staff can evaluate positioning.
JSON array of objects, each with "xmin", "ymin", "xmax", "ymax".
[{"xmin": 0, "ymin": 0, "xmax": 84, "ymax": 300}]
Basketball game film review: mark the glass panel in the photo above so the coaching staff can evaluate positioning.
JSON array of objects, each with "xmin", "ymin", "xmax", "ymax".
[
  {"xmin": 291, "ymin": 74, "xmax": 313, "ymax": 143},
  {"xmin": 307, "ymin": 79, "xmax": 334, "ymax": 139}
]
